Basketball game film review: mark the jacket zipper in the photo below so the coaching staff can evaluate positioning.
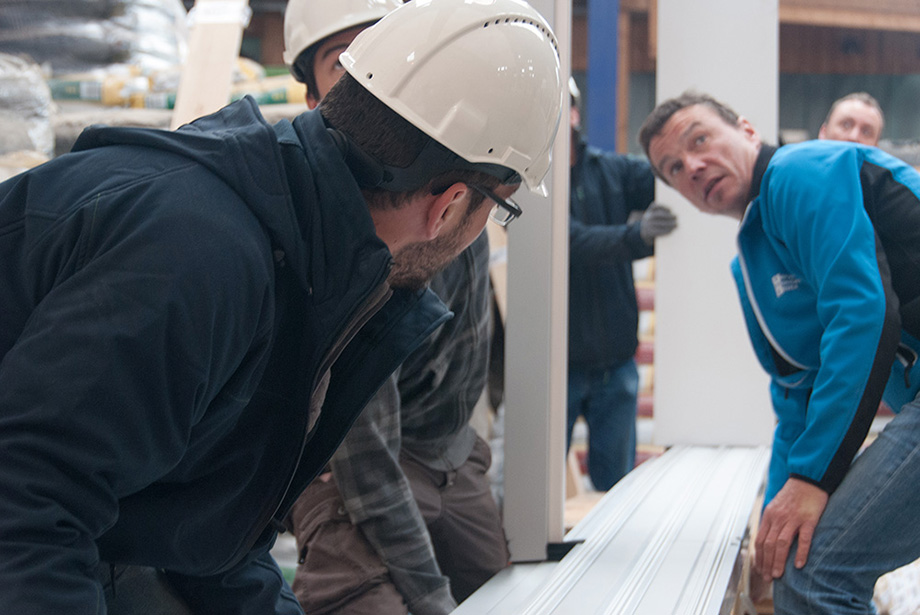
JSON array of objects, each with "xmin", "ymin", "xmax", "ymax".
[
  {"xmin": 260, "ymin": 281, "xmax": 393, "ymax": 542},
  {"xmin": 736, "ymin": 246, "xmax": 811, "ymax": 387}
]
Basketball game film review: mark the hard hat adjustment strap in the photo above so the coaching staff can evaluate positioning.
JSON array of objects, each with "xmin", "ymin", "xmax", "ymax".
[
  {"xmin": 325, "ymin": 128, "xmax": 387, "ymax": 189},
  {"xmin": 326, "ymin": 127, "xmax": 519, "ymax": 192}
]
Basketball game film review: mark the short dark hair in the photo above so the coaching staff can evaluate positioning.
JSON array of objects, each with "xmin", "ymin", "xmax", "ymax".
[
  {"xmin": 823, "ymin": 92, "xmax": 885, "ymax": 127},
  {"xmin": 319, "ymin": 72, "xmax": 497, "ymax": 210},
  {"xmin": 639, "ymin": 90, "xmax": 739, "ymax": 160},
  {"xmin": 289, "ymin": 46, "xmax": 320, "ymax": 103},
  {"xmin": 289, "ymin": 20, "xmax": 381, "ymax": 103}
]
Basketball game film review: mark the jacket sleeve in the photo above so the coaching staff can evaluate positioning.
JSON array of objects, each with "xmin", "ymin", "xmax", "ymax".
[
  {"xmin": 328, "ymin": 375, "xmax": 457, "ymax": 615},
  {"xmin": 622, "ymin": 153, "xmax": 657, "ymax": 214},
  {"xmin": 569, "ymin": 152, "xmax": 656, "ymax": 263},
  {"xmin": 0, "ymin": 195, "xmax": 275, "ymax": 613},
  {"xmin": 763, "ymin": 149, "xmax": 900, "ymax": 496},
  {"xmin": 764, "ymin": 382, "xmax": 810, "ymax": 504}
]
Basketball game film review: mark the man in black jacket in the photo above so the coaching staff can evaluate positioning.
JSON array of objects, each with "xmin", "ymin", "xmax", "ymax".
[
  {"xmin": 281, "ymin": 3, "xmax": 509, "ymax": 613},
  {"xmin": 0, "ymin": 1, "xmax": 563, "ymax": 613},
  {"xmin": 566, "ymin": 79, "xmax": 676, "ymax": 490}
]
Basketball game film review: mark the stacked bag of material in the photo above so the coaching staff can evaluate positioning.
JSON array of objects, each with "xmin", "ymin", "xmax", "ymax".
[
  {"xmin": 0, "ymin": 0, "xmax": 188, "ymax": 76},
  {"xmin": 0, "ymin": 53, "xmax": 53, "ymax": 169},
  {"xmin": 0, "ymin": 0, "xmax": 303, "ymax": 111},
  {"xmin": 0, "ymin": 0, "xmax": 304, "ymax": 159},
  {"xmin": 0, "ymin": 0, "xmax": 189, "ymax": 108}
]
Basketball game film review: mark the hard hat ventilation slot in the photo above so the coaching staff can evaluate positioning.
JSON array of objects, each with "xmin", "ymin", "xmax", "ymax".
[
  {"xmin": 366, "ymin": 73, "xmax": 373, "ymax": 79},
  {"xmin": 480, "ymin": 18, "xmax": 558, "ymax": 53}
]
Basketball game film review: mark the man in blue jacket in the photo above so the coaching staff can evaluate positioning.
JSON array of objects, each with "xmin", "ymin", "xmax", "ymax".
[
  {"xmin": 566, "ymin": 79, "xmax": 676, "ymax": 490},
  {"xmin": 0, "ymin": 1, "xmax": 563, "ymax": 613},
  {"xmin": 639, "ymin": 91, "xmax": 920, "ymax": 614}
]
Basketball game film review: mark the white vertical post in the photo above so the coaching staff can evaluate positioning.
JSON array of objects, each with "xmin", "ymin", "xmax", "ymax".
[
  {"xmin": 170, "ymin": 0, "xmax": 251, "ymax": 130},
  {"xmin": 653, "ymin": 0, "xmax": 777, "ymax": 446},
  {"xmin": 502, "ymin": 0, "xmax": 571, "ymax": 562}
]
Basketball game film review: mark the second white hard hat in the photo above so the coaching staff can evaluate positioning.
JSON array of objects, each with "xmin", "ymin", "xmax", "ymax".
[
  {"xmin": 569, "ymin": 77, "xmax": 582, "ymax": 110},
  {"xmin": 340, "ymin": 0, "xmax": 563, "ymax": 194},
  {"xmin": 283, "ymin": 0, "xmax": 404, "ymax": 67}
]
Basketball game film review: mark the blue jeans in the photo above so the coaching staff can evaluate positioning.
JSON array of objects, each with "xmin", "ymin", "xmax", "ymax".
[
  {"xmin": 566, "ymin": 359, "xmax": 638, "ymax": 491},
  {"xmin": 773, "ymin": 399, "xmax": 920, "ymax": 614}
]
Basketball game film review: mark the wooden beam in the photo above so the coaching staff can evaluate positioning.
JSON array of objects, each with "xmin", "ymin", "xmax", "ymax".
[
  {"xmin": 572, "ymin": 15, "xmax": 587, "ymax": 72},
  {"xmin": 779, "ymin": 6, "xmax": 920, "ymax": 32},
  {"xmin": 619, "ymin": 0, "xmax": 651, "ymax": 12},
  {"xmin": 647, "ymin": 0, "xmax": 657, "ymax": 60},
  {"xmin": 614, "ymin": 0, "xmax": 920, "ymax": 34},
  {"xmin": 781, "ymin": 0, "xmax": 920, "ymax": 17},
  {"xmin": 171, "ymin": 0, "xmax": 252, "ymax": 130},
  {"xmin": 616, "ymin": 10, "xmax": 631, "ymax": 153},
  {"xmin": 247, "ymin": 12, "xmax": 285, "ymax": 66},
  {"xmin": 779, "ymin": 25, "xmax": 920, "ymax": 74}
]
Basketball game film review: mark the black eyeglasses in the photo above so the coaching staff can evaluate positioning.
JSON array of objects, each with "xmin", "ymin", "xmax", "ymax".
[{"xmin": 467, "ymin": 184, "xmax": 522, "ymax": 227}]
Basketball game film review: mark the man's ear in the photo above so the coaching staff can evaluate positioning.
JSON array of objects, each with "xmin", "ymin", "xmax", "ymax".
[
  {"xmin": 817, "ymin": 123, "xmax": 828, "ymax": 139},
  {"xmin": 306, "ymin": 92, "xmax": 319, "ymax": 110},
  {"xmin": 737, "ymin": 116, "xmax": 761, "ymax": 145},
  {"xmin": 423, "ymin": 182, "xmax": 469, "ymax": 240}
]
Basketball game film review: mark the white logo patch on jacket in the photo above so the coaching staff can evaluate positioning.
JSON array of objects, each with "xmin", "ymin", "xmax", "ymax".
[{"xmin": 772, "ymin": 273, "xmax": 801, "ymax": 298}]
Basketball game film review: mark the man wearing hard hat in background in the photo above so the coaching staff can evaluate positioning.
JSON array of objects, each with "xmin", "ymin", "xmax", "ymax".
[
  {"xmin": 282, "ymin": 2, "xmax": 511, "ymax": 614},
  {"xmin": 283, "ymin": 0, "xmax": 403, "ymax": 110},
  {"xmin": 0, "ymin": 1, "xmax": 563, "ymax": 613},
  {"xmin": 565, "ymin": 77, "xmax": 676, "ymax": 492}
]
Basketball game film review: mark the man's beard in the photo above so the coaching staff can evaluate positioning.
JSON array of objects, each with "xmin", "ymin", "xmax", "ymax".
[{"xmin": 387, "ymin": 216, "xmax": 475, "ymax": 291}]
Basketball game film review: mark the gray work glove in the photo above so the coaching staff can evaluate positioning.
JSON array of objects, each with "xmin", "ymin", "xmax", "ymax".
[{"xmin": 639, "ymin": 202, "xmax": 678, "ymax": 245}]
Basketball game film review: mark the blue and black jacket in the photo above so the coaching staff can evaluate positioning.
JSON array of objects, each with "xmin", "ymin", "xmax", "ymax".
[
  {"xmin": 0, "ymin": 98, "xmax": 449, "ymax": 614},
  {"xmin": 732, "ymin": 140, "xmax": 920, "ymax": 504}
]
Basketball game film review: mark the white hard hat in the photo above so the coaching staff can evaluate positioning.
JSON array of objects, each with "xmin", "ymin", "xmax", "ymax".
[
  {"xmin": 283, "ymin": 0, "xmax": 404, "ymax": 67},
  {"xmin": 340, "ymin": 0, "xmax": 563, "ymax": 194}
]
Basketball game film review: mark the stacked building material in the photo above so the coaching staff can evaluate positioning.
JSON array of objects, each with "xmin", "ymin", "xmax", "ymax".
[
  {"xmin": 0, "ymin": 53, "xmax": 52, "ymax": 159},
  {"xmin": 0, "ymin": 0, "xmax": 188, "ymax": 76}
]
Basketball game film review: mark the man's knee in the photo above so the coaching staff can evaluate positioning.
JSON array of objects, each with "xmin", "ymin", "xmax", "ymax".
[
  {"xmin": 288, "ymin": 480, "xmax": 407, "ymax": 614},
  {"xmin": 772, "ymin": 558, "xmax": 877, "ymax": 615}
]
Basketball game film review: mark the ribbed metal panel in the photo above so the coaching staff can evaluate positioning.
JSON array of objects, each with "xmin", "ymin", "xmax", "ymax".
[{"xmin": 456, "ymin": 446, "xmax": 769, "ymax": 615}]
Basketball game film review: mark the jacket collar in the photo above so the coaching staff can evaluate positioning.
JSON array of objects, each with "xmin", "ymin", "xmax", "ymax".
[
  {"xmin": 747, "ymin": 144, "xmax": 777, "ymax": 203},
  {"xmin": 277, "ymin": 110, "xmax": 392, "ymax": 304}
]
